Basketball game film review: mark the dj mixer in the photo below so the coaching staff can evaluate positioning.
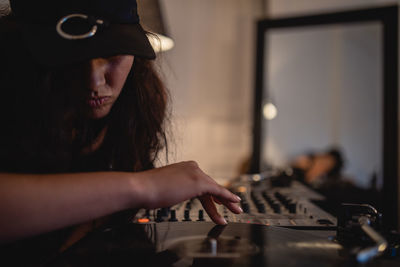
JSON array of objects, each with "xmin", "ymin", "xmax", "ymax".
[
  {"xmin": 134, "ymin": 176, "xmax": 336, "ymax": 229},
  {"xmin": 50, "ymin": 172, "xmax": 400, "ymax": 267}
]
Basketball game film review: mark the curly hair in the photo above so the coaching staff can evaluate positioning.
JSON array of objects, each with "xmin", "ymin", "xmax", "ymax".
[{"xmin": 0, "ymin": 15, "xmax": 169, "ymax": 173}]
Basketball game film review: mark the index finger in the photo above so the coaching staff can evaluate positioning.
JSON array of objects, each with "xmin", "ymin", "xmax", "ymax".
[
  {"xmin": 199, "ymin": 195, "xmax": 227, "ymax": 225},
  {"xmin": 201, "ymin": 176, "xmax": 241, "ymax": 204}
]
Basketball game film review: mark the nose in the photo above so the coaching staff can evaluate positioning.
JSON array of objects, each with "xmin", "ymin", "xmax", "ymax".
[{"xmin": 87, "ymin": 58, "xmax": 107, "ymax": 91}]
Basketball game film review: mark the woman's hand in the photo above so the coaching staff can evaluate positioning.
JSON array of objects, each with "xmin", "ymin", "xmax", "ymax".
[{"xmin": 133, "ymin": 161, "xmax": 242, "ymax": 225}]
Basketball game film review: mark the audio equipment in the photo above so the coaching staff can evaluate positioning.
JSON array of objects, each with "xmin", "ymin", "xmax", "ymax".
[
  {"xmin": 134, "ymin": 175, "xmax": 336, "ymax": 229},
  {"xmin": 50, "ymin": 172, "xmax": 399, "ymax": 266}
]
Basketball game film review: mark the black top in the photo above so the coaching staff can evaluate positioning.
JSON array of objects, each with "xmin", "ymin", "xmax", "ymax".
[
  {"xmin": 0, "ymin": 144, "xmax": 126, "ymax": 266},
  {"xmin": 0, "ymin": 105, "xmax": 131, "ymax": 266}
]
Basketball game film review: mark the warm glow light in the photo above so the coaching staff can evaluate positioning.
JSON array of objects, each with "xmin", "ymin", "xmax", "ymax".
[
  {"xmin": 147, "ymin": 33, "xmax": 175, "ymax": 53},
  {"xmin": 263, "ymin": 102, "xmax": 278, "ymax": 120},
  {"xmin": 237, "ymin": 186, "xmax": 247, "ymax": 193},
  {"xmin": 138, "ymin": 218, "xmax": 150, "ymax": 223}
]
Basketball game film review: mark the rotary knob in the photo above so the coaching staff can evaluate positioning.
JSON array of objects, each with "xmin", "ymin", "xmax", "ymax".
[
  {"xmin": 198, "ymin": 209, "xmax": 205, "ymax": 221},
  {"xmin": 183, "ymin": 209, "xmax": 191, "ymax": 221},
  {"xmin": 169, "ymin": 209, "xmax": 178, "ymax": 222},
  {"xmin": 156, "ymin": 209, "xmax": 164, "ymax": 222}
]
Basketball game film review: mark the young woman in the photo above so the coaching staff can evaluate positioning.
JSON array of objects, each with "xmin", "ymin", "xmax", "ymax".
[{"xmin": 0, "ymin": 0, "xmax": 241, "ymax": 263}]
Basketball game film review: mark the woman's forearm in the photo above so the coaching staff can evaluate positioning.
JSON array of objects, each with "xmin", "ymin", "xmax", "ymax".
[
  {"xmin": 0, "ymin": 161, "xmax": 242, "ymax": 244},
  {"xmin": 0, "ymin": 171, "xmax": 139, "ymax": 243}
]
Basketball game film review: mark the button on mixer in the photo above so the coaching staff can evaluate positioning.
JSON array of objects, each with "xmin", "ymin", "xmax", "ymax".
[
  {"xmin": 156, "ymin": 209, "xmax": 164, "ymax": 222},
  {"xmin": 288, "ymin": 202, "xmax": 297, "ymax": 213},
  {"xmin": 272, "ymin": 203, "xmax": 281, "ymax": 214},
  {"xmin": 169, "ymin": 209, "xmax": 178, "ymax": 222},
  {"xmin": 257, "ymin": 203, "xmax": 266, "ymax": 213},
  {"xmin": 183, "ymin": 209, "xmax": 191, "ymax": 221},
  {"xmin": 161, "ymin": 207, "xmax": 170, "ymax": 217},
  {"xmin": 198, "ymin": 210, "xmax": 205, "ymax": 221},
  {"xmin": 241, "ymin": 202, "xmax": 250, "ymax": 213}
]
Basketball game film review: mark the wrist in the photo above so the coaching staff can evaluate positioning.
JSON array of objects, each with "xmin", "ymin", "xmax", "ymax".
[{"xmin": 125, "ymin": 171, "xmax": 149, "ymax": 209}]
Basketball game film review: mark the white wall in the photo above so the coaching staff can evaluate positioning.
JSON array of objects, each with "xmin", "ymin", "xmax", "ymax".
[{"xmin": 158, "ymin": 0, "xmax": 264, "ymax": 182}]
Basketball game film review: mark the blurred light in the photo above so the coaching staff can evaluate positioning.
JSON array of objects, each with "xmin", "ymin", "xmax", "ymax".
[
  {"xmin": 285, "ymin": 168, "xmax": 294, "ymax": 176},
  {"xmin": 252, "ymin": 174, "xmax": 261, "ymax": 181},
  {"xmin": 137, "ymin": 0, "xmax": 175, "ymax": 52},
  {"xmin": 288, "ymin": 242, "xmax": 342, "ymax": 249},
  {"xmin": 263, "ymin": 102, "xmax": 278, "ymax": 120},
  {"xmin": 147, "ymin": 33, "xmax": 175, "ymax": 52}
]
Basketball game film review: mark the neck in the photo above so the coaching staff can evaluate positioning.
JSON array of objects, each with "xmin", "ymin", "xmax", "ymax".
[
  {"xmin": 81, "ymin": 125, "xmax": 108, "ymax": 155},
  {"xmin": 76, "ymin": 115, "xmax": 111, "ymax": 155}
]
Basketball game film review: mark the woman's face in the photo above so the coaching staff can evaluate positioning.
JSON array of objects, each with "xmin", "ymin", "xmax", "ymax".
[{"xmin": 70, "ymin": 55, "xmax": 134, "ymax": 119}]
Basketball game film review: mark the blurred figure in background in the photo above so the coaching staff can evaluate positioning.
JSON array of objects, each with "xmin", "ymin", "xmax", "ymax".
[{"xmin": 291, "ymin": 147, "xmax": 344, "ymax": 188}]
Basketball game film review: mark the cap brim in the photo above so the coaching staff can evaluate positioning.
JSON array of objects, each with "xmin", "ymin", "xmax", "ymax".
[{"xmin": 21, "ymin": 23, "xmax": 156, "ymax": 67}]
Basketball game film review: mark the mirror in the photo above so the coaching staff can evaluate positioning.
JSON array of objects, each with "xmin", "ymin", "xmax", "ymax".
[
  {"xmin": 262, "ymin": 22, "xmax": 382, "ymax": 189},
  {"xmin": 251, "ymin": 6, "xmax": 398, "ymax": 230}
]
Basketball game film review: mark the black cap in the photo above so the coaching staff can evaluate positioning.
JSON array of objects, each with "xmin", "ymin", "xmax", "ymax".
[{"xmin": 10, "ymin": 0, "xmax": 156, "ymax": 66}]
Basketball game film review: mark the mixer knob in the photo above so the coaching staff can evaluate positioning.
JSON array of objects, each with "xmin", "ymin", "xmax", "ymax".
[
  {"xmin": 169, "ymin": 209, "xmax": 178, "ymax": 222},
  {"xmin": 145, "ymin": 209, "xmax": 150, "ymax": 217},
  {"xmin": 156, "ymin": 210, "xmax": 164, "ymax": 222},
  {"xmin": 288, "ymin": 202, "xmax": 297, "ymax": 213},
  {"xmin": 224, "ymin": 215, "xmax": 229, "ymax": 222},
  {"xmin": 241, "ymin": 202, "xmax": 250, "ymax": 213},
  {"xmin": 198, "ymin": 210, "xmax": 205, "ymax": 221},
  {"xmin": 183, "ymin": 209, "xmax": 191, "ymax": 221},
  {"xmin": 161, "ymin": 207, "xmax": 169, "ymax": 217},
  {"xmin": 272, "ymin": 204, "xmax": 281, "ymax": 214},
  {"xmin": 257, "ymin": 203, "xmax": 266, "ymax": 213}
]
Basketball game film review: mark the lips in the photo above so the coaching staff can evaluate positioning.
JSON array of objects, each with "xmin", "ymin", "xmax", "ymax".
[{"xmin": 87, "ymin": 96, "xmax": 110, "ymax": 108}]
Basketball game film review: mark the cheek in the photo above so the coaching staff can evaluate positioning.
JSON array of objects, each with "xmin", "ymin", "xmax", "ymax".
[
  {"xmin": 109, "ymin": 74, "xmax": 126, "ymax": 97},
  {"xmin": 108, "ymin": 65, "xmax": 132, "ymax": 97}
]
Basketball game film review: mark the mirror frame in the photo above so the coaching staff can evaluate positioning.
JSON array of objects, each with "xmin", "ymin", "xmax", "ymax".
[{"xmin": 250, "ymin": 6, "xmax": 399, "ymax": 230}]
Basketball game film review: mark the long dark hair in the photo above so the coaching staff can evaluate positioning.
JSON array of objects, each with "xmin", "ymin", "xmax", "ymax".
[{"xmin": 0, "ymin": 15, "xmax": 169, "ymax": 173}]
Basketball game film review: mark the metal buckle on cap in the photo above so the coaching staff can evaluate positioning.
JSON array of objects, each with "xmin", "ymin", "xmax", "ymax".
[{"xmin": 56, "ymin": 14, "xmax": 104, "ymax": 40}]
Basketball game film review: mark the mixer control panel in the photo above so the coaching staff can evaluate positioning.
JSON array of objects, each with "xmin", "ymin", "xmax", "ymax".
[{"xmin": 134, "ymin": 179, "xmax": 336, "ymax": 229}]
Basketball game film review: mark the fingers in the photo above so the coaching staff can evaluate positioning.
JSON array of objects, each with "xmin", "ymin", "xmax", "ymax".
[
  {"xmin": 203, "ymin": 181, "xmax": 241, "ymax": 204},
  {"xmin": 198, "ymin": 171, "xmax": 243, "ymax": 219},
  {"xmin": 212, "ymin": 196, "xmax": 222, "ymax": 205},
  {"xmin": 199, "ymin": 195, "xmax": 227, "ymax": 225},
  {"xmin": 141, "ymin": 161, "xmax": 243, "ymax": 215},
  {"xmin": 199, "ymin": 195, "xmax": 243, "ymax": 225},
  {"xmin": 214, "ymin": 196, "xmax": 243, "ymax": 214},
  {"xmin": 193, "ymin": 167, "xmax": 240, "ymax": 204}
]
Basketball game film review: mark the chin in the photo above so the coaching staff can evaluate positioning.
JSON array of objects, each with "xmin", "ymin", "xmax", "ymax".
[
  {"xmin": 86, "ymin": 107, "xmax": 112, "ymax": 119},
  {"xmin": 88, "ymin": 113, "xmax": 109, "ymax": 120}
]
